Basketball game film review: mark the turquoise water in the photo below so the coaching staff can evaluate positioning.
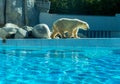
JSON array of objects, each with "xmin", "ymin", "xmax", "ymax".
[{"xmin": 0, "ymin": 46, "xmax": 120, "ymax": 84}]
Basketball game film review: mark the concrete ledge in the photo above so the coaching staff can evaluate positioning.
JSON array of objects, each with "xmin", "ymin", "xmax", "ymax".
[{"xmin": 0, "ymin": 38, "xmax": 120, "ymax": 47}]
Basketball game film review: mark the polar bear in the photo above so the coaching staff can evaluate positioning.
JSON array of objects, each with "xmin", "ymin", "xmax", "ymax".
[{"xmin": 51, "ymin": 18, "xmax": 89, "ymax": 38}]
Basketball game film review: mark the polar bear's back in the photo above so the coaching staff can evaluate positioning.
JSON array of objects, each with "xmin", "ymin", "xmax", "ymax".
[
  {"xmin": 53, "ymin": 18, "xmax": 82, "ymax": 30},
  {"xmin": 54, "ymin": 18, "xmax": 81, "ymax": 25}
]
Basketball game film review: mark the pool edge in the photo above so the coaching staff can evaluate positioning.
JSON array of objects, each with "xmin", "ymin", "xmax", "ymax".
[{"xmin": 0, "ymin": 38, "xmax": 120, "ymax": 47}]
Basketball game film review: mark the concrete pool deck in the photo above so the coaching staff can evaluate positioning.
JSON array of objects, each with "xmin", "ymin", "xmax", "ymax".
[{"xmin": 0, "ymin": 38, "xmax": 120, "ymax": 47}]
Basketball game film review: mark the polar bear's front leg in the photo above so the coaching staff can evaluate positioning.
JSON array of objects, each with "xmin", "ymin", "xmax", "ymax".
[{"xmin": 73, "ymin": 29, "xmax": 79, "ymax": 38}]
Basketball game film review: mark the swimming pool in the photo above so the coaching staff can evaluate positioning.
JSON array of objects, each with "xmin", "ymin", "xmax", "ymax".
[{"xmin": 0, "ymin": 39, "xmax": 120, "ymax": 84}]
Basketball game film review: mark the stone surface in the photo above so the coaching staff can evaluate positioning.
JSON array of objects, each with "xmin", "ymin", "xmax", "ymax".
[
  {"xmin": 0, "ymin": 28, "xmax": 8, "ymax": 39},
  {"xmin": 1, "ymin": 23, "xmax": 28, "ymax": 39},
  {"xmin": 25, "ymin": 0, "xmax": 39, "ymax": 26},
  {"xmin": 23, "ymin": 26, "xmax": 33, "ymax": 38},
  {"xmin": 5, "ymin": 23, "xmax": 19, "ymax": 28},
  {"xmin": 0, "ymin": 0, "xmax": 5, "ymax": 25},
  {"xmin": 0, "ymin": 0, "xmax": 51, "ymax": 26},
  {"xmin": 0, "ymin": 23, "xmax": 51, "ymax": 39},
  {"xmin": 23, "ymin": 26, "xmax": 33, "ymax": 32},
  {"xmin": 32, "ymin": 24, "xmax": 51, "ymax": 39},
  {"xmin": 6, "ymin": 0, "xmax": 23, "ymax": 26},
  {"xmin": 0, "ymin": 23, "xmax": 18, "ymax": 39},
  {"xmin": 14, "ymin": 27, "xmax": 28, "ymax": 39}
]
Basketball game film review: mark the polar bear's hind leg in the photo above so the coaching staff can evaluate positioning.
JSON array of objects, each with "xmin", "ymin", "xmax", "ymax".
[
  {"xmin": 51, "ymin": 31, "xmax": 58, "ymax": 38},
  {"xmin": 51, "ymin": 25, "xmax": 58, "ymax": 38}
]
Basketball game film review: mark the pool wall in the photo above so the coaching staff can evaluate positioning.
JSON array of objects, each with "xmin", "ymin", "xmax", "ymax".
[{"xmin": 1, "ymin": 38, "xmax": 120, "ymax": 47}]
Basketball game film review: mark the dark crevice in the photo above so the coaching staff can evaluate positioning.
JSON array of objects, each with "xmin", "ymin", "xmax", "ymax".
[
  {"xmin": 22, "ymin": 0, "xmax": 27, "ymax": 26},
  {"xmin": 4, "ymin": 0, "xmax": 7, "ymax": 25}
]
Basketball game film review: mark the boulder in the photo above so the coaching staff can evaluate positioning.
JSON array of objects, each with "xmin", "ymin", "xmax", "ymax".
[
  {"xmin": 32, "ymin": 24, "xmax": 51, "ymax": 39},
  {"xmin": 23, "ymin": 26, "xmax": 33, "ymax": 32},
  {"xmin": 3, "ymin": 27, "xmax": 17, "ymax": 38},
  {"xmin": 2, "ymin": 23, "xmax": 28, "ymax": 39},
  {"xmin": 4, "ymin": 23, "xmax": 19, "ymax": 28},
  {"xmin": 0, "ymin": 23, "xmax": 18, "ymax": 39},
  {"xmin": 14, "ymin": 28, "xmax": 28, "ymax": 39},
  {"xmin": 0, "ymin": 28, "xmax": 16, "ymax": 39}
]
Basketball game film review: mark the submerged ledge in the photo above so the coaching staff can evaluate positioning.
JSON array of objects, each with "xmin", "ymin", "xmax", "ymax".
[{"xmin": 0, "ymin": 38, "xmax": 120, "ymax": 47}]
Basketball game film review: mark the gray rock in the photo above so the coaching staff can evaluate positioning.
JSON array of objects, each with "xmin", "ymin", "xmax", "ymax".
[
  {"xmin": 32, "ymin": 24, "xmax": 51, "ymax": 39},
  {"xmin": 23, "ymin": 26, "xmax": 33, "ymax": 38},
  {"xmin": 14, "ymin": 28, "xmax": 28, "ymax": 39},
  {"xmin": 23, "ymin": 26, "xmax": 33, "ymax": 32},
  {"xmin": 0, "ymin": 28, "xmax": 8, "ymax": 39},
  {"xmin": 0, "ymin": 0, "xmax": 5, "ymax": 25},
  {"xmin": 3, "ymin": 27, "xmax": 17, "ymax": 38},
  {"xmin": 2, "ymin": 23, "xmax": 28, "ymax": 39},
  {"xmin": 0, "ymin": 23, "xmax": 18, "ymax": 39},
  {"xmin": 0, "ymin": 28, "xmax": 16, "ymax": 39},
  {"xmin": 4, "ymin": 23, "xmax": 19, "ymax": 28}
]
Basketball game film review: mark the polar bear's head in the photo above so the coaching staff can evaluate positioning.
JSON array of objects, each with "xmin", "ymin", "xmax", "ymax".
[
  {"xmin": 81, "ymin": 22, "xmax": 90, "ymax": 30},
  {"xmin": 77, "ymin": 20, "xmax": 90, "ymax": 30}
]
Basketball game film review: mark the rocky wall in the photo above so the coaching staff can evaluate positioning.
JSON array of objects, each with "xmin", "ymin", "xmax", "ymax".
[
  {"xmin": 0, "ymin": 0, "xmax": 50, "ymax": 27},
  {"xmin": 0, "ymin": 0, "xmax": 5, "ymax": 26}
]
